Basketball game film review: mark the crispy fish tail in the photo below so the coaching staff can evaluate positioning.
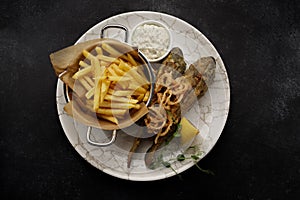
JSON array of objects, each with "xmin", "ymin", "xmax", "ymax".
[{"xmin": 127, "ymin": 137, "xmax": 142, "ymax": 168}]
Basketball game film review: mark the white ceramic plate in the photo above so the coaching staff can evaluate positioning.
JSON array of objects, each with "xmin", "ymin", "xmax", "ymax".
[{"xmin": 56, "ymin": 11, "xmax": 230, "ymax": 181}]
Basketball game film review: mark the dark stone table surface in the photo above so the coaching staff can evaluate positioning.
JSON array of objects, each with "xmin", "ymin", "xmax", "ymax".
[{"xmin": 1, "ymin": 0, "xmax": 299, "ymax": 199}]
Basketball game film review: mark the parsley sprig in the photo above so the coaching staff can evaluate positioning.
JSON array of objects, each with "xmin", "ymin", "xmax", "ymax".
[{"xmin": 150, "ymin": 145, "xmax": 215, "ymax": 177}]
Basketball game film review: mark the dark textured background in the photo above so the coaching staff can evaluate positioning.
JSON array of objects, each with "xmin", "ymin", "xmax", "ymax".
[{"xmin": 1, "ymin": 0, "xmax": 299, "ymax": 199}]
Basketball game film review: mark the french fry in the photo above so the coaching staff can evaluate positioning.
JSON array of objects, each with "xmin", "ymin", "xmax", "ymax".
[
  {"xmin": 136, "ymin": 94, "xmax": 144, "ymax": 102},
  {"xmin": 142, "ymin": 84, "xmax": 150, "ymax": 89},
  {"xmin": 115, "ymin": 80, "xmax": 129, "ymax": 89},
  {"xmin": 111, "ymin": 63, "xmax": 125, "ymax": 76},
  {"xmin": 93, "ymin": 81, "xmax": 101, "ymax": 110},
  {"xmin": 122, "ymin": 73, "xmax": 142, "ymax": 86},
  {"xmin": 100, "ymin": 61, "xmax": 110, "ymax": 67},
  {"xmin": 104, "ymin": 94, "xmax": 138, "ymax": 104},
  {"xmin": 79, "ymin": 60, "xmax": 90, "ymax": 68},
  {"xmin": 107, "ymin": 76, "xmax": 131, "ymax": 82},
  {"xmin": 83, "ymin": 49, "xmax": 95, "ymax": 60},
  {"xmin": 72, "ymin": 66, "xmax": 92, "ymax": 79},
  {"xmin": 107, "ymin": 65, "xmax": 118, "ymax": 77},
  {"xmin": 118, "ymin": 59, "xmax": 131, "ymax": 72},
  {"xmin": 99, "ymin": 115, "xmax": 118, "ymax": 124},
  {"xmin": 97, "ymin": 54, "xmax": 120, "ymax": 64},
  {"xmin": 84, "ymin": 76, "xmax": 94, "ymax": 87},
  {"xmin": 132, "ymin": 90, "xmax": 144, "ymax": 96},
  {"xmin": 96, "ymin": 108, "xmax": 127, "ymax": 116},
  {"xmin": 78, "ymin": 78, "xmax": 92, "ymax": 91},
  {"xmin": 125, "ymin": 60, "xmax": 133, "ymax": 68},
  {"xmin": 100, "ymin": 80, "xmax": 110, "ymax": 103},
  {"xmin": 85, "ymin": 87, "xmax": 95, "ymax": 99},
  {"xmin": 107, "ymin": 88, "xmax": 133, "ymax": 97},
  {"xmin": 99, "ymin": 101, "xmax": 140, "ymax": 109},
  {"xmin": 126, "ymin": 53, "xmax": 137, "ymax": 66},
  {"xmin": 143, "ymin": 91, "xmax": 150, "ymax": 102},
  {"xmin": 95, "ymin": 46, "xmax": 103, "ymax": 55},
  {"xmin": 101, "ymin": 43, "xmax": 121, "ymax": 57},
  {"xmin": 93, "ymin": 58, "xmax": 104, "ymax": 111},
  {"xmin": 126, "ymin": 68, "xmax": 149, "ymax": 85},
  {"xmin": 128, "ymin": 84, "xmax": 147, "ymax": 94}
]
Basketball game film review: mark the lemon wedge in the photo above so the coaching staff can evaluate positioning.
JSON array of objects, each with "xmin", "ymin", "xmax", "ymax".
[{"xmin": 180, "ymin": 117, "xmax": 199, "ymax": 145}]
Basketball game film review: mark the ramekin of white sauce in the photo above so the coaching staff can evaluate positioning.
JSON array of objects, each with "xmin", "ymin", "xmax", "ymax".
[{"xmin": 130, "ymin": 20, "xmax": 172, "ymax": 62}]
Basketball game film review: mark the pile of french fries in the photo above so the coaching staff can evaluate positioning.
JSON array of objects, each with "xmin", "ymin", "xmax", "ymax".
[{"xmin": 71, "ymin": 43, "xmax": 150, "ymax": 124}]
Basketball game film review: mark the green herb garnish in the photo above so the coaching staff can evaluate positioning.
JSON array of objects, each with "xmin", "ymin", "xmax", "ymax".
[
  {"xmin": 173, "ymin": 124, "xmax": 182, "ymax": 137},
  {"xmin": 162, "ymin": 161, "xmax": 171, "ymax": 168},
  {"xmin": 177, "ymin": 154, "xmax": 185, "ymax": 161}
]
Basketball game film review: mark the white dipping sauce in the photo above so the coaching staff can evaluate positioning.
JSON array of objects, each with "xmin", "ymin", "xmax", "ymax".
[{"xmin": 131, "ymin": 23, "xmax": 170, "ymax": 60}]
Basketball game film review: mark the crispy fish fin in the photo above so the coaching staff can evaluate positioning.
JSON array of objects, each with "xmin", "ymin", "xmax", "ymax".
[{"xmin": 127, "ymin": 137, "xmax": 142, "ymax": 168}]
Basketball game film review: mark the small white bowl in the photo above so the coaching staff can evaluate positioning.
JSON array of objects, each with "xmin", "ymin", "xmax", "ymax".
[{"xmin": 129, "ymin": 20, "xmax": 172, "ymax": 62}]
